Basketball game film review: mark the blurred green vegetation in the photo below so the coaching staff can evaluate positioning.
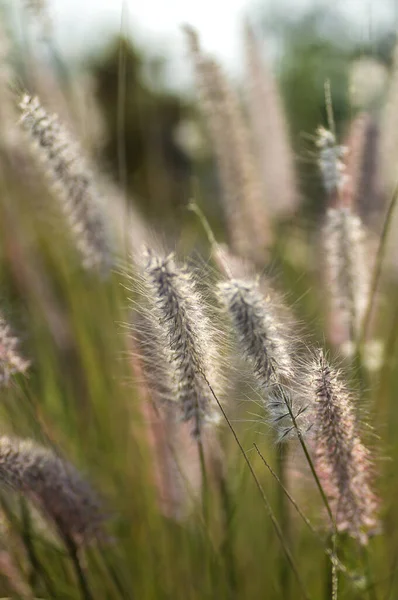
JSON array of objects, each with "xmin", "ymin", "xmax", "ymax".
[
  {"xmin": 258, "ymin": 6, "xmax": 396, "ymax": 216},
  {"xmin": 0, "ymin": 3, "xmax": 396, "ymax": 600},
  {"xmin": 91, "ymin": 37, "xmax": 193, "ymax": 223}
]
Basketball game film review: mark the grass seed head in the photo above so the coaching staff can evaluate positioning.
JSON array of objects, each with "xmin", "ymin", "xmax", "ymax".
[
  {"xmin": 18, "ymin": 94, "xmax": 112, "ymax": 273},
  {"xmin": 141, "ymin": 250, "xmax": 222, "ymax": 439},
  {"xmin": 310, "ymin": 350, "xmax": 379, "ymax": 542},
  {"xmin": 0, "ymin": 437, "xmax": 106, "ymax": 545}
]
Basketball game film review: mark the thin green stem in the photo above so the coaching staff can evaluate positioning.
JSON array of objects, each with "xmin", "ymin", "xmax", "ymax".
[
  {"xmin": 187, "ymin": 201, "xmax": 233, "ymax": 278},
  {"xmin": 197, "ymin": 437, "xmax": 209, "ymax": 525},
  {"xmin": 276, "ymin": 382, "xmax": 336, "ymax": 530},
  {"xmin": 18, "ymin": 498, "xmax": 57, "ymax": 598},
  {"xmin": 253, "ymin": 443, "xmax": 353, "ymax": 582},
  {"xmin": 213, "ymin": 455, "xmax": 238, "ymax": 597},
  {"xmin": 331, "ymin": 533, "xmax": 338, "ymax": 600},
  {"xmin": 361, "ymin": 545, "xmax": 378, "ymax": 600},
  {"xmin": 277, "ymin": 442, "xmax": 291, "ymax": 600},
  {"xmin": 275, "ymin": 383, "xmax": 341, "ymax": 598},
  {"xmin": 203, "ymin": 376, "xmax": 311, "ymax": 600},
  {"xmin": 324, "ymin": 533, "xmax": 338, "ymax": 600},
  {"xmin": 86, "ymin": 545, "xmax": 128, "ymax": 600},
  {"xmin": 377, "ymin": 298, "xmax": 398, "ymax": 425},
  {"xmin": 324, "ymin": 80, "xmax": 336, "ymax": 137},
  {"xmin": 62, "ymin": 533, "xmax": 93, "ymax": 600},
  {"xmin": 148, "ymin": 401, "xmax": 221, "ymax": 561},
  {"xmin": 360, "ymin": 183, "xmax": 398, "ymax": 346}
]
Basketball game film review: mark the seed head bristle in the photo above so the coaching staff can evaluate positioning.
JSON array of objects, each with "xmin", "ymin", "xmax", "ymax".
[
  {"xmin": 316, "ymin": 126, "xmax": 348, "ymax": 196},
  {"xmin": 18, "ymin": 94, "xmax": 112, "ymax": 273},
  {"xmin": 218, "ymin": 279, "xmax": 293, "ymax": 384},
  {"xmin": 338, "ymin": 114, "xmax": 382, "ymax": 223},
  {"xmin": 0, "ymin": 437, "xmax": 106, "ymax": 545},
  {"xmin": 184, "ymin": 26, "xmax": 270, "ymax": 263},
  {"xmin": 218, "ymin": 278, "xmax": 309, "ymax": 440},
  {"xmin": 244, "ymin": 22, "xmax": 298, "ymax": 217},
  {"xmin": 132, "ymin": 310, "xmax": 175, "ymax": 407},
  {"xmin": 311, "ymin": 350, "xmax": 379, "ymax": 543},
  {"xmin": 339, "ymin": 113, "xmax": 368, "ymax": 210},
  {"xmin": 323, "ymin": 206, "xmax": 371, "ymax": 340},
  {"xmin": 141, "ymin": 250, "xmax": 221, "ymax": 439}
]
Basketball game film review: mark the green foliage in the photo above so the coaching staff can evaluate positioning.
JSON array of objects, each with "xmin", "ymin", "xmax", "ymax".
[
  {"xmin": 0, "ymin": 158, "xmax": 392, "ymax": 600},
  {"xmin": 91, "ymin": 37, "xmax": 193, "ymax": 223},
  {"xmin": 0, "ymin": 8, "xmax": 397, "ymax": 600}
]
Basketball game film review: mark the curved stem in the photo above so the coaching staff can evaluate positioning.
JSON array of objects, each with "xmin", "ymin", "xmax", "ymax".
[
  {"xmin": 360, "ymin": 184, "xmax": 398, "ymax": 346},
  {"xmin": 203, "ymin": 375, "xmax": 311, "ymax": 600}
]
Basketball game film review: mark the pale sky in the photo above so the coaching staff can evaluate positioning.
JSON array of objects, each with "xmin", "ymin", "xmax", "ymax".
[
  {"xmin": 8, "ymin": 0, "xmax": 398, "ymax": 86},
  {"xmin": 50, "ymin": 0, "xmax": 254, "ymax": 64},
  {"xmin": 48, "ymin": 0, "xmax": 396, "ymax": 57}
]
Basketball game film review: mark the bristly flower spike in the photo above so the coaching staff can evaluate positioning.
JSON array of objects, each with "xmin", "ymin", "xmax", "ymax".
[
  {"xmin": 142, "ymin": 250, "xmax": 221, "ymax": 439},
  {"xmin": 218, "ymin": 279, "xmax": 293, "ymax": 384},
  {"xmin": 244, "ymin": 22, "xmax": 298, "ymax": 217},
  {"xmin": 316, "ymin": 126, "xmax": 348, "ymax": 196},
  {"xmin": 310, "ymin": 350, "xmax": 379, "ymax": 543},
  {"xmin": 218, "ymin": 278, "xmax": 310, "ymax": 440},
  {"xmin": 0, "ymin": 437, "xmax": 106, "ymax": 545},
  {"xmin": 18, "ymin": 94, "xmax": 112, "ymax": 273},
  {"xmin": 184, "ymin": 25, "xmax": 271, "ymax": 263},
  {"xmin": 323, "ymin": 206, "xmax": 371, "ymax": 341}
]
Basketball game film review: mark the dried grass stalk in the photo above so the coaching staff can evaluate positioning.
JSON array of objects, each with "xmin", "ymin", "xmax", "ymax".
[{"xmin": 184, "ymin": 25, "xmax": 271, "ymax": 263}]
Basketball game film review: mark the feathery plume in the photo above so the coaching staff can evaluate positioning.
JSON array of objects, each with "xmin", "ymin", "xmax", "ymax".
[
  {"xmin": 0, "ymin": 437, "xmax": 106, "ymax": 545},
  {"xmin": 129, "ymin": 332, "xmax": 190, "ymax": 520},
  {"xmin": 310, "ymin": 350, "xmax": 379, "ymax": 542},
  {"xmin": 183, "ymin": 26, "xmax": 238, "ymax": 243},
  {"xmin": 218, "ymin": 279, "xmax": 293, "ymax": 384},
  {"xmin": 0, "ymin": 314, "xmax": 30, "ymax": 384},
  {"xmin": 141, "ymin": 250, "xmax": 221, "ymax": 439},
  {"xmin": 244, "ymin": 23, "xmax": 298, "ymax": 217},
  {"xmin": 340, "ymin": 113, "xmax": 369, "ymax": 210},
  {"xmin": 323, "ymin": 206, "xmax": 371, "ymax": 341},
  {"xmin": 132, "ymin": 311, "xmax": 175, "ymax": 408},
  {"xmin": 132, "ymin": 311, "xmax": 224, "ymax": 518},
  {"xmin": 218, "ymin": 278, "xmax": 309, "ymax": 440},
  {"xmin": 184, "ymin": 25, "xmax": 271, "ymax": 263},
  {"xmin": 316, "ymin": 126, "xmax": 348, "ymax": 197},
  {"xmin": 18, "ymin": 94, "xmax": 112, "ymax": 272},
  {"xmin": 355, "ymin": 118, "xmax": 382, "ymax": 228},
  {"xmin": 341, "ymin": 114, "xmax": 382, "ymax": 226}
]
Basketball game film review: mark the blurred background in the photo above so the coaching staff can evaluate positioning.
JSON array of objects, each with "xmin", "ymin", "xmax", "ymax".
[
  {"xmin": 4, "ymin": 0, "xmax": 398, "ymax": 236},
  {"xmin": 0, "ymin": 2, "xmax": 396, "ymax": 598}
]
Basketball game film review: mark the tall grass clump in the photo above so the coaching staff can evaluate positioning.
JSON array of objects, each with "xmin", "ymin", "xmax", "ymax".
[{"xmin": 0, "ymin": 7, "xmax": 396, "ymax": 600}]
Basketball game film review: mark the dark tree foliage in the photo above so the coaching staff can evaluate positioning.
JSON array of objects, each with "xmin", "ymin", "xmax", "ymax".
[{"xmin": 91, "ymin": 37, "xmax": 193, "ymax": 224}]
